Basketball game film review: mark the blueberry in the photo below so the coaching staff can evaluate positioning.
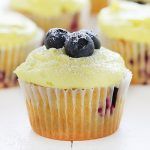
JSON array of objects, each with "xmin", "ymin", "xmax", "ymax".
[
  {"xmin": 44, "ymin": 28, "xmax": 69, "ymax": 49},
  {"xmin": 80, "ymin": 29, "xmax": 101, "ymax": 49},
  {"xmin": 65, "ymin": 32, "xmax": 95, "ymax": 58}
]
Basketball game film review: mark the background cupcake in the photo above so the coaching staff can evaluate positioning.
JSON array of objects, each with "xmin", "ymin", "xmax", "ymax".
[
  {"xmin": 15, "ymin": 28, "xmax": 132, "ymax": 141},
  {"xmin": 11, "ymin": 0, "xmax": 89, "ymax": 32},
  {"xmin": 90, "ymin": 0, "xmax": 108, "ymax": 14},
  {"xmin": 0, "ymin": 11, "xmax": 44, "ymax": 88},
  {"xmin": 98, "ymin": 1, "xmax": 150, "ymax": 84}
]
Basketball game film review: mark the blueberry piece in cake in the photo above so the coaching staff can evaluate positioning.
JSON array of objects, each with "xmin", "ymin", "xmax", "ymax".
[
  {"xmin": 44, "ymin": 28, "xmax": 69, "ymax": 49},
  {"xmin": 112, "ymin": 87, "xmax": 119, "ymax": 108},
  {"xmin": 0, "ymin": 71, "xmax": 5, "ymax": 82},
  {"xmin": 65, "ymin": 32, "xmax": 94, "ymax": 58},
  {"xmin": 80, "ymin": 29, "xmax": 101, "ymax": 49}
]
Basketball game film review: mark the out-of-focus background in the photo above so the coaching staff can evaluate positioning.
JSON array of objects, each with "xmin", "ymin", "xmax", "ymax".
[{"xmin": 0, "ymin": 0, "xmax": 150, "ymax": 150}]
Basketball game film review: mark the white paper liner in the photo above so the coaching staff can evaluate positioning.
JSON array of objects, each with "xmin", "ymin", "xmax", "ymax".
[
  {"xmin": 12, "ymin": 3, "xmax": 90, "ymax": 32},
  {"xmin": 18, "ymin": 72, "xmax": 131, "ymax": 141},
  {"xmin": 30, "ymin": 13, "xmax": 81, "ymax": 32},
  {"xmin": 101, "ymin": 35, "xmax": 150, "ymax": 84},
  {"xmin": 0, "ymin": 30, "xmax": 44, "ymax": 88},
  {"xmin": 17, "ymin": 12, "xmax": 85, "ymax": 32}
]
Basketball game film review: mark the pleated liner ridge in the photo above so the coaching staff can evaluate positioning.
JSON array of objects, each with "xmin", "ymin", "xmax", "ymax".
[
  {"xmin": 18, "ymin": 11, "xmax": 81, "ymax": 32},
  {"xmin": 14, "ymin": 3, "xmax": 90, "ymax": 32},
  {"xmin": 19, "ymin": 72, "xmax": 131, "ymax": 141}
]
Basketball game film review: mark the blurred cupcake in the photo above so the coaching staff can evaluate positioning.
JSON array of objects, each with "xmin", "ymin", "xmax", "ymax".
[
  {"xmin": 98, "ymin": 1, "xmax": 150, "ymax": 84},
  {"xmin": 91, "ymin": 0, "xmax": 108, "ymax": 14},
  {"xmin": 11, "ymin": 0, "xmax": 89, "ymax": 32},
  {"xmin": 15, "ymin": 28, "xmax": 132, "ymax": 141},
  {"xmin": 0, "ymin": 11, "xmax": 44, "ymax": 88}
]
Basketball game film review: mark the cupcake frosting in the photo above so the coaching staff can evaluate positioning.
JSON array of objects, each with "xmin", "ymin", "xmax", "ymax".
[
  {"xmin": 11, "ymin": 0, "xmax": 87, "ymax": 17},
  {"xmin": 98, "ymin": 1, "xmax": 150, "ymax": 43},
  {"xmin": 0, "ymin": 11, "xmax": 43, "ymax": 45},
  {"xmin": 15, "ymin": 46, "xmax": 130, "ymax": 88}
]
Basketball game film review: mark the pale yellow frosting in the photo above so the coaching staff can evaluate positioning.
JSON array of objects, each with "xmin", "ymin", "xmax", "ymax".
[
  {"xmin": 11, "ymin": 0, "xmax": 87, "ymax": 17},
  {"xmin": 0, "ymin": 11, "xmax": 43, "ymax": 45},
  {"xmin": 98, "ymin": 1, "xmax": 150, "ymax": 43},
  {"xmin": 15, "ymin": 46, "xmax": 130, "ymax": 89}
]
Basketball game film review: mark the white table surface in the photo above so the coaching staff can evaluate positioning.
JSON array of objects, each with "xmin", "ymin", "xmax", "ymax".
[{"xmin": 0, "ymin": 86, "xmax": 150, "ymax": 150}]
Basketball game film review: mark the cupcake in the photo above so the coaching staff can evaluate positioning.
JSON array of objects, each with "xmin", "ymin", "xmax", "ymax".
[
  {"xmin": 98, "ymin": 1, "xmax": 150, "ymax": 84},
  {"xmin": 15, "ymin": 28, "xmax": 132, "ymax": 141},
  {"xmin": 0, "ymin": 11, "xmax": 44, "ymax": 88},
  {"xmin": 11, "ymin": 0, "xmax": 89, "ymax": 32},
  {"xmin": 90, "ymin": 0, "xmax": 108, "ymax": 14}
]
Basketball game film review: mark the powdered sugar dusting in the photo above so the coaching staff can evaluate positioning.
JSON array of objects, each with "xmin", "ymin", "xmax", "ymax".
[
  {"xmin": 15, "ymin": 46, "xmax": 130, "ymax": 88},
  {"xmin": 68, "ymin": 31, "xmax": 89, "ymax": 43}
]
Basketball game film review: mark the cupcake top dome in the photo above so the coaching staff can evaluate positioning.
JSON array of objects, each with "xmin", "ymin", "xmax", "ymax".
[
  {"xmin": 0, "ymin": 11, "xmax": 43, "ymax": 45},
  {"xmin": 11, "ymin": 0, "xmax": 87, "ymax": 17},
  {"xmin": 98, "ymin": 1, "xmax": 150, "ymax": 43},
  {"xmin": 15, "ymin": 28, "xmax": 130, "ymax": 89}
]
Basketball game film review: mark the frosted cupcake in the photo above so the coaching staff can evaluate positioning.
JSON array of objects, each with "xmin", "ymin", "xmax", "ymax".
[
  {"xmin": 15, "ymin": 28, "xmax": 132, "ymax": 141},
  {"xmin": 11, "ymin": 0, "xmax": 89, "ymax": 32},
  {"xmin": 90, "ymin": 0, "xmax": 108, "ymax": 14},
  {"xmin": 98, "ymin": 1, "xmax": 150, "ymax": 84},
  {"xmin": 0, "ymin": 11, "xmax": 44, "ymax": 88}
]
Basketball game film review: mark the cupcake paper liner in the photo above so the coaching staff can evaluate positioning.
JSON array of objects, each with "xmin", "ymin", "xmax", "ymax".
[
  {"xmin": 18, "ymin": 72, "xmax": 131, "ymax": 141},
  {"xmin": 0, "ymin": 30, "xmax": 44, "ymax": 88},
  {"xmin": 13, "ymin": 2, "xmax": 90, "ymax": 32},
  {"xmin": 101, "ymin": 35, "xmax": 150, "ymax": 84},
  {"xmin": 18, "ymin": 11, "xmax": 83, "ymax": 32}
]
